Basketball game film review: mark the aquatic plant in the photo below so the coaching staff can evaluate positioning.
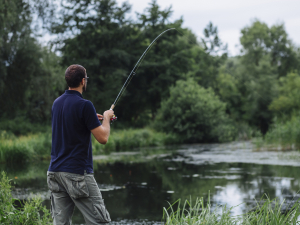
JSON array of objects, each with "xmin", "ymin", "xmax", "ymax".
[
  {"xmin": 163, "ymin": 194, "xmax": 300, "ymax": 224},
  {"xmin": 0, "ymin": 171, "xmax": 52, "ymax": 224}
]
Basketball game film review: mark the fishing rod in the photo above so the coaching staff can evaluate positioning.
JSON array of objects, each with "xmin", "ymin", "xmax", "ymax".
[{"xmin": 109, "ymin": 28, "xmax": 176, "ymax": 123}]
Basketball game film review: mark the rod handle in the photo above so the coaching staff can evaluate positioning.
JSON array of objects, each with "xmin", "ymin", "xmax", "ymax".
[{"xmin": 110, "ymin": 104, "xmax": 115, "ymax": 110}]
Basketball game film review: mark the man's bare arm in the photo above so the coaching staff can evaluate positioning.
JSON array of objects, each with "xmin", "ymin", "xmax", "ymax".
[{"xmin": 91, "ymin": 110, "xmax": 114, "ymax": 144}]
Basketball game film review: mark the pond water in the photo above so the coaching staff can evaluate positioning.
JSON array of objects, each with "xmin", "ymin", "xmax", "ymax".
[{"xmin": 2, "ymin": 141, "xmax": 300, "ymax": 224}]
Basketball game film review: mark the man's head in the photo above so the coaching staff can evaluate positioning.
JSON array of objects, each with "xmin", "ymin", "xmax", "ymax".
[{"xmin": 65, "ymin": 65, "xmax": 88, "ymax": 92}]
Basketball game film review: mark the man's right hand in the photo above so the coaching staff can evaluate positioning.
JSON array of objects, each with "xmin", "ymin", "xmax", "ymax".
[
  {"xmin": 103, "ymin": 110, "xmax": 115, "ymax": 120},
  {"xmin": 91, "ymin": 109, "xmax": 114, "ymax": 144}
]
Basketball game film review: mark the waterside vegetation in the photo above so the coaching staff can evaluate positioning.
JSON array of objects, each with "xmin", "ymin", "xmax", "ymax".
[
  {"xmin": 0, "ymin": 172, "xmax": 52, "ymax": 224},
  {"xmin": 164, "ymin": 195, "xmax": 300, "ymax": 225},
  {"xmin": 2, "ymin": 170, "xmax": 300, "ymax": 225},
  {"xmin": 0, "ymin": 128, "xmax": 179, "ymax": 163}
]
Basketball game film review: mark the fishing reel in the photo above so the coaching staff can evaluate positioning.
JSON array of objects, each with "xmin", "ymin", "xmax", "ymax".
[{"xmin": 110, "ymin": 115, "xmax": 117, "ymax": 124}]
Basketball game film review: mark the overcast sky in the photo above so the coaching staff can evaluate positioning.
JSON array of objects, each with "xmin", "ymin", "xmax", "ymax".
[{"xmin": 120, "ymin": 0, "xmax": 300, "ymax": 56}]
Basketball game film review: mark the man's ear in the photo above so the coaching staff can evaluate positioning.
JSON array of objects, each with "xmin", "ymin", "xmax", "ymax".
[{"xmin": 81, "ymin": 78, "xmax": 85, "ymax": 85}]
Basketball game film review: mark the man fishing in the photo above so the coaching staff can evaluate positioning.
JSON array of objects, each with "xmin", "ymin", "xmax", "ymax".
[{"xmin": 47, "ymin": 64, "xmax": 114, "ymax": 224}]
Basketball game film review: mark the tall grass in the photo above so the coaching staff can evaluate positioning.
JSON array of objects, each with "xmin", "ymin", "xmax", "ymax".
[
  {"xmin": 0, "ymin": 171, "xmax": 52, "ymax": 224},
  {"xmin": 0, "ymin": 128, "xmax": 179, "ymax": 162},
  {"xmin": 163, "ymin": 195, "xmax": 300, "ymax": 224},
  {"xmin": 0, "ymin": 131, "xmax": 52, "ymax": 163},
  {"xmin": 92, "ymin": 128, "xmax": 181, "ymax": 155},
  {"xmin": 256, "ymin": 116, "xmax": 300, "ymax": 150}
]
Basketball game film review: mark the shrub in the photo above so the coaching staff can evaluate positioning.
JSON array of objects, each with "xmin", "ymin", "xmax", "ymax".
[
  {"xmin": 0, "ymin": 171, "xmax": 52, "ymax": 224},
  {"xmin": 155, "ymin": 79, "xmax": 237, "ymax": 143}
]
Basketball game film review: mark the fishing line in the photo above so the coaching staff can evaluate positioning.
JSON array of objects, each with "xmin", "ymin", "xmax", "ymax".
[
  {"xmin": 108, "ymin": 27, "xmax": 199, "ymax": 123},
  {"xmin": 110, "ymin": 28, "xmax": 177, "ymax": 110}
]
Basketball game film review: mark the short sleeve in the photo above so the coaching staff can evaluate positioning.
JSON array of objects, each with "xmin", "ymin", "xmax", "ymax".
[{"xmin": 82, "ymin": 101, "xmax": 101, "ymax": 130}]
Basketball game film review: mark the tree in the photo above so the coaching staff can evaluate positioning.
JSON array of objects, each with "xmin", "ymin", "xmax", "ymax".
[
  {"xmin": 240, "ymin": 20, "xmax": 298, "ymax": 76},
  {"xmin": 155, "ymin": 79, "xmax": 236, "ymax": 143},
  {"xmin": 54, "ymin": 0, "xmax": 200, "ymax": 126},
  {"xmin": 187, "ymin": 22, "xmax": 228, "ymax": 90},
  {"xmin": 0, "ymin": 0, "xmax": 40, "ymax": 118},
  {"xmin": 122, "ymin": 0, "xmax": 197, "ymax": 121},
  {"xmin": 269, "ymin": 72, "xmax": 300, "ymax": 118},
  {"xmin": 0, "ymin": 0, "xmax": 65, "ymax": 121}
]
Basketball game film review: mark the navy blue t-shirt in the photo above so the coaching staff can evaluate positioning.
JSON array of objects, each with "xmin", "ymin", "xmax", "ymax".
[{"xmin": 48, "ymin": 90, "xmax": 101, "ymax": 175}]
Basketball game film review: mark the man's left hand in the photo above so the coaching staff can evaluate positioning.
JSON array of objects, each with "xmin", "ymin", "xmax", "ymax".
[{"xmin": 97, "ymin": 113, "xmax": 103, "ymax": 121}]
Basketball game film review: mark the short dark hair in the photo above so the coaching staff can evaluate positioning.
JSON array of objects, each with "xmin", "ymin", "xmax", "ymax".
[{"xmin": 65, "ymin": 65, "xmax": 86, "ymax": 88}]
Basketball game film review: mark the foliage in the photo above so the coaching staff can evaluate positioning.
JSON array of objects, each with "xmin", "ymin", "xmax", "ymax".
[
  {"xmin": 0, "ymin": 118, "xmax": 50, "ymax": 136},
  {"xmin": 201, "ymin": 21, "xmax": 228, "ymax": 56},
  {"xmin": 52, "ymin": 0, "xmax": 203, "ymax": 125},
  {"xmin": 259, "ymin": 115, "xmax": 300, "ymax": 150},
  {"xmin": 240, "ymin": 20, "xmax": 298, "ymax": 76},
  {"xmin": 155, "ymin": 79, "xmax": 237, "ymax": 143},
  {"xmin": 0, "ymin": 128, "xmax": 179, "ymax": 161},
  {"xmin": 92, "ymin": 128, "xmax": 181, "ymax": 155},
  {"xmin": 218, "ymin": 54, "xmax": 278, "ymax": 134},
  {"xmin": 0, "ymin": 131, "xmax": 52, "ymax": 163},
  {"xmin": 0, "ymin": 171, "xmax": 52, "ymax": 224},
  {"xmin": 1, "ymin": 0, "xmax": 300, "ymax": 142},
  {"xmin": 163, "ymin": 195, "xmax": 300, "ymax": 224},
  {"xmin": 0, "ymin": 0, "xmax": 65, "ymax": 122},
  {"xmin": 269, "ymin": 71, "xmax": 300, "ymax": 117}
]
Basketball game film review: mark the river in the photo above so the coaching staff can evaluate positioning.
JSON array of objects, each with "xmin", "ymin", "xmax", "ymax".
[{"xmin": 2, "ymin": 141, "xmax": 300, "ymax": 224}]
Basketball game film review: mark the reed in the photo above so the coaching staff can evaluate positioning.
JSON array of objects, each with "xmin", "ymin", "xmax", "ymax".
[{"xmin": 163, "ymin": 195, "xmax": 300, "ymax": 224}]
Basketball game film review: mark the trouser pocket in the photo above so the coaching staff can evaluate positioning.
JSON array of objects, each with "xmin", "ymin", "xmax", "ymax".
[
  {"xmin": 64, "ymin": 174, "xmax": 89, "ymax": 199},
  {"xmin": 93, "ymin": 199, "xmax": 111, "ymax": 223},
  {"xmin": 47, "ymin": 172, "xmax": 60, "ymax": 192}
]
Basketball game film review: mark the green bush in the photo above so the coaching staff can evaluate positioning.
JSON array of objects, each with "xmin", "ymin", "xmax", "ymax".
[
  {"xmin": 0, "ymin": 171, "xmax": 52, "ymax": 224},
  {"xmin": 154, "ymin": 79, "xmax": 237, "ymax": 143}
]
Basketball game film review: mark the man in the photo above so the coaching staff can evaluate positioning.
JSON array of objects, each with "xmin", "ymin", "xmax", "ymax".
[{"xmin": 47, "ymin": 64, "xmax": 114, "ymax": 224}]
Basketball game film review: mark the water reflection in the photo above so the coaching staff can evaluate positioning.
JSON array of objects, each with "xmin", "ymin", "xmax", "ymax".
[{"xmin": 2, "ymin": 142, "xmax": 300, "ymax": 224}]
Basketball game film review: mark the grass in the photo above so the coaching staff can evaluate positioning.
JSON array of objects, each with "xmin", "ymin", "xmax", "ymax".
[
  {"xmin": 0, "ymin": 128, "xmax": 180, "ymax": 163},
  {"xmin": 92, "ymin": 128, "xmax": 181, "ymax": 155},
  {"xmin": 255, "ymin": 116, "xmax": 300, "ymax": 151},
  {"xmin": 2, "ymin": 168, "xmax": 300, "ymax": 224},
  {"xmin": 0, "ymin": 171, "xmax": 52, "ymax": 224},
  {"xmin": 0, "ymin": 131, "xmax": 52, "ymax": 163},
  {"xmin": 163, "ymin": 194, "xmax": 300, "ymax": 224}
]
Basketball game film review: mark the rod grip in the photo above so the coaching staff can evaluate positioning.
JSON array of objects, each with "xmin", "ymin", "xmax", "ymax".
[{"xmin": 110, "ymin": 104, "xmax": 115, "ymax": 110}]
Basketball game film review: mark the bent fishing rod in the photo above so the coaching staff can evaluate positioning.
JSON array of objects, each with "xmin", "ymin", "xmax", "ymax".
[{"xmin": 108, "ymin": 28, "xmax": 176, "ymax": 123}]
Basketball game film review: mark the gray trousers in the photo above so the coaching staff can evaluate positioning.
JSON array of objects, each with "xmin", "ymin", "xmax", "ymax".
[{"xmin": 47, "ymin": 171, "xmax": 111, "ymax": 225}]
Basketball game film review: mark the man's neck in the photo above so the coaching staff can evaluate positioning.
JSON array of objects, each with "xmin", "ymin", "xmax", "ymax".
[{"xmin": 69, "ymin": 87, "xmax": 83, "ymax": 94}]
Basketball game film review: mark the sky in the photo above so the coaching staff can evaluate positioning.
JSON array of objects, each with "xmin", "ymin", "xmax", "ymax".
[{"xmin": 119, "ymin": 0, "xmax": 300, "ymax": 56}]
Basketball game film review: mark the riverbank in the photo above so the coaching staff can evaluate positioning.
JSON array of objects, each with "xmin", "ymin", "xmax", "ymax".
[
  {"xmin": 2, "ymin": 168, "xmax": 300, "ymax": 225},
  {"xmin": 164, "ymin": 196, "xmax": 300, "ymax": 224},
  {"xmin": 0, "ymin": 128, "xmax": 180, "ymax": 163}
]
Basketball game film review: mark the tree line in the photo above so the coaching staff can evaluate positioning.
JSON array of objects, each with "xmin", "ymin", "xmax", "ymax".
[{"xmin": 1, "ymin": 0, "xmax": 300, "ymax": 142}]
